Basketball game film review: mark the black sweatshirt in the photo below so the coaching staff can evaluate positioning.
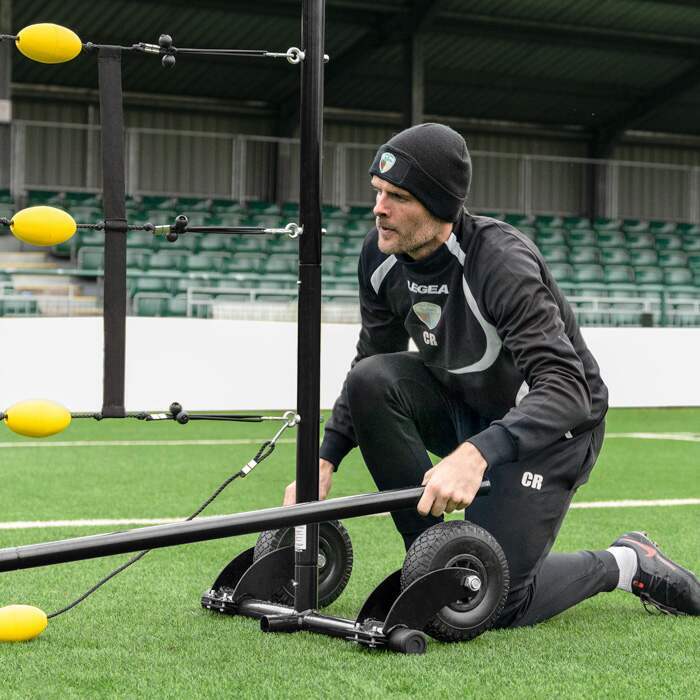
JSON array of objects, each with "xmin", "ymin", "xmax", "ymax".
[{"xmin": 320, "ymin": 211, "xmax": 609, "ymax": 470}]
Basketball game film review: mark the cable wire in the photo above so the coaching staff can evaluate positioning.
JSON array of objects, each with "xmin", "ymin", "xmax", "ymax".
[{"xmin": 47, "ymin": 416, "xmax": 296, "ymax": 619}]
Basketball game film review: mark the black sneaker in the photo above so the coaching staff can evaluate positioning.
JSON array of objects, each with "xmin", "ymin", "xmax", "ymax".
[{"xmin": 611, "ymin": 531, "xmax": 700, "ymax": 616}]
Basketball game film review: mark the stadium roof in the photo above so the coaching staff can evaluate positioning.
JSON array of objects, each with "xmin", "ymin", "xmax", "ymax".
[{"xmin": 9, "ymin": 0, "xmax": 700, "ymax": 149}]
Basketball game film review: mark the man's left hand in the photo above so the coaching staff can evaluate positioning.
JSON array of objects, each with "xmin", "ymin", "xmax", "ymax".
[{"xmin": 417, "ymin": 442, "xmax": 488, "ymax": 517}]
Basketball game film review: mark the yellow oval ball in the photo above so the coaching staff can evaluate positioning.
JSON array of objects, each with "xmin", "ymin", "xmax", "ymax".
[
  {"xmin": 10, "ymin": 206, "xmax": 77, "ymax": 247},
  {"xmin": 0, "ymin": 605, "xmax": 48, "ymax": 642},
  {"xmin": 16, "ymin": 23, "xmax": 82, "ymax": 64},
  {"xmin": 4, "ymin": 399, "xmax": 72, "ymax": 438}
]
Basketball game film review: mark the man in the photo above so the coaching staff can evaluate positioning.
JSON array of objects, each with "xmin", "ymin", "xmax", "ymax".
[{"xmin": 284, "ymin": 123, "xmax": 699, "ymax": 626}]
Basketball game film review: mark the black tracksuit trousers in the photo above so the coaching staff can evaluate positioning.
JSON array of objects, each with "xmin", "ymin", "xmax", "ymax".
[{"xmin": 345, "ymin": 352, "xmax": 619, "ymax": 628}]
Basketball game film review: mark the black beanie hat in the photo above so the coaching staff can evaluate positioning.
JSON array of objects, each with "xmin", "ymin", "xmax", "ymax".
[{"xmin": 369, "ymin": 123, "xmax": 471, "ymax": 222}]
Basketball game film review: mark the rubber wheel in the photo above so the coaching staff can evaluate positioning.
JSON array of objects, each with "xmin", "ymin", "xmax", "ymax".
[
  {"xmin": 254, "ymin": 520, "xmax": 353, "ymax": 608},
  {"xmin": 400, "ymin": 520, "xmax": 509, "ymax": 642}
]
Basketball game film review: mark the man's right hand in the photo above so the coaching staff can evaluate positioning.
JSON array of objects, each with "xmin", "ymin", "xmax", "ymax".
[{"xmin": 283, "ymin": 459, "xmax": 334, "ymax": 506}]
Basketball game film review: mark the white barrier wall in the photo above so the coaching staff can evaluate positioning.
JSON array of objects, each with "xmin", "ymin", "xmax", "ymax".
[{"xmin": 1, "ymin": 317, "xmax": 699, "ymax": 410}]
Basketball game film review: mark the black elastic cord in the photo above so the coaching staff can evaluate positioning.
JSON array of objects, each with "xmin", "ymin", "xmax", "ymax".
[{"xmin": 47, "ymin": 469, "xmax": 245, "ymax": 619}]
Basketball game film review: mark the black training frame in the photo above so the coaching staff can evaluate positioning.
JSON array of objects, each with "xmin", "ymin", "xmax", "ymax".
[{"xmin": 0, "ymin": 1, "xmax": 497, "ymax": 653}]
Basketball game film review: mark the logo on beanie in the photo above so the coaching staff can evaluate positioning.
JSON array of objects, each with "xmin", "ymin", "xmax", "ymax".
[{"xmin": 379, "ymin": 152, "xmax": 396, "ymax": 173}]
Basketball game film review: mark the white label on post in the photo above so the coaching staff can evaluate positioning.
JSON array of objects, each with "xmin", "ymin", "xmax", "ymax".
[{"xmin": 294, "ymin": 525, "xmax": 307, "ymax": 552}]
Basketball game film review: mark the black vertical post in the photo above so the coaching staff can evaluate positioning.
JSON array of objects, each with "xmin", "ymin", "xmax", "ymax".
[
  {"xmin": 98, "ymin": 48, "xmax": 128, "ymax": 417},
  {"xmin": 294, "ymin": 0, "xmax": 325, "ymax": 612}
]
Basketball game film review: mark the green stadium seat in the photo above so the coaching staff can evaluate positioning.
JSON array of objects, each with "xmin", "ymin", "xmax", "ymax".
[
  {"xmin": 198, "ymin": 235, "xmax": 227, "ymax": 253},
  {"xmin": 211, "ymin": 199, "xmax": 246, "ymax": 214},
  {"xmin": 629, "ymin": 249, "xmax": 658, "ymax": 266},
  {"xmin": 177, "ymin": 197, "xmax": 211, "ymax": 212},
  {"xmin": 342, "ymin": 239, "xmax": 364, "ymax": 256},
  {"xmin": 682, "ymin": 236, "xmax": 700, "ymax": 252},
  {"xmin": 70, "ymin": 205, "xmax": 102, "ymax": 223},
  {"xmin": 625, "ymin": 232, "xmax": 655, "ymax": 249},
  {"xmin": 184, "ymin": 253, "xmax": 228, "ymax": 273},
  {"xmin": 140, "ymin": 195, "xmax": 175, "ymax": 210},
  {"xmin": 81, "ymin": 230, "xmax": 105, "ymax": 247},
  {"xmin": 180, "ymin": 211, "xmax": 209, "ymax": 227},
  {"xmin": 247, "ymin": 200, "xmax": 280, "ymax": 215},
  {"xmin": 27, "ymin": 190, "xmax": 62, "ymax": 206},
  {"xmin": 548, "ymin": 262, "xmax": 573, "ymax": 283},
  {"xmin": 134, "ymin": 294, "xmax": 168, "ymax": 317},
  {"xmin": 322, "ymin": 237, "xmax": 344, "ymax": 256},
  {"xmin": 228, "ymin": 237, "xmax": 266, "ymax": 254},
  {"xmin": 568, "ymin": 246, "xmax": 599, "ymax": 265},
  {"xmin": 593, "ymin": 217, "xmax": 622, "ymax": 231},
  {"xmin": 345, "ymin": 220, "xmax": 371, "ymax": 238},
  {"xmin": 687, "ymin": 253, "xmax": 700, "ymax": 271},
  {"xmin": 600, "ymin": 248, "xmax": 630, "ymax": 266},
  {"xmin": 146, "ymin": 209, "xmax": 177, "ymax": 225},
  {"xmin": 0, "ymin": 297, "xmax": 38, "ymax": 316},
  {"xmin": 622, "ymin": 219, "xmax": 649, "ymax": 233},
  {"xmin": 536, "ymin": 228, "xmax": 567, "ymax": 246},
  {"xmin": 567, "ymin": 229, "xmax": 596, "ymax": 247},
  {"xmin": 126, "ymin": 248, "xmax": 150, "ymax": 271},
  {"xmin": 649, "ymin": 220, "xmax": 677, "ymax": 235},
  {"xmin": 131, "ymin": 277, "xmax": 170, "ymax": 296},
  {"xmin": 540, "ymin": 246, "xmax": 569, "ymax": 264},
  {"xmin": 227, "ymin": 256, "xmax": 263, "ymax": 274},
  {"xmin": 127, "ymin": 231, "xmax": 156, "ymax": 249},
  {"xmin": 596, "ymin": 230, "xmax": 626, "ymax": 248},
  {"xmin": 504, "ymin": 213, "xmax": 535, "ymax": 227},
  {"xmin": 677, "ymin": 222, "xmax": 700, "ymax": 235},
  {"xmin": 263, "ymin": 256, "xmax": 297, "ymax": 275},
  {"xmin": 654, "ymin": 233, "xmax": 683, "ymax": 250},
  {"xmin": 635, "ymin": 267, "xmax": 664, "ymax": 285},
  {"xmin": 334, "ymin": 258, "xmax": 359, "ymax": 278},
  {"xmin": 604, "ymin": 265, "xmax": 635, "ymax": 284},
  {"xmin": 535, "ymin": 215, "xmax": 563, "ymax": 229},
  {"xmin": 268, "ymin": 237, "xmax": 298, "ymax": 255},
  {"xmin": 606, "ymin": 282, "xmax": 638, "ymax": 297},
  {"xmin": 166, "ymin": 295, "xmax": 188, "ymax": 317},
  {"xmin": 147, "ymin": 252, "xmax": 185, "ymax": 272},
  {"xmin": 664, "ymin": 268, "xmax": 693, "ymax": 287},
  {"xmin": 215, "ymin": 212, "xmax": 248, "ymax": 227},
  {"xmin": 563, "ymin": 216, "xmax": 592, "ymax": 230},
  {"xmin": 572, "ymin": 264, "xmax": 604, "ymax": 284},
  {"xmin": 324, "ymin": 220, "xmax": 349, "ymax": 236},
  {"xmin": 658, "ymin": 251, "xmax": 688, "ymax": 268},
  {"xmin": 78, "ymin": 247, "xmax": 104, "ymax": 271}
]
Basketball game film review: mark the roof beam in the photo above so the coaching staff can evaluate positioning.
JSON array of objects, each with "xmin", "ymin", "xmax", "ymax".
[
  {"xmin": 432, "ymin": 11, "xmax": 700, "ymax": 59},
  {"xmin": 593, "ymin": 60, "xmax": 700, "ymax": 155},
  {"xmin": 276, "ymin": 2, "xmax": 444, "ymax": 129}
]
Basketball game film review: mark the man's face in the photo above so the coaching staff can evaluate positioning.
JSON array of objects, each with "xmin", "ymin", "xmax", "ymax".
[{"xmin": 371, "ymin": 175, "xmax": 447, "ymax": 259}]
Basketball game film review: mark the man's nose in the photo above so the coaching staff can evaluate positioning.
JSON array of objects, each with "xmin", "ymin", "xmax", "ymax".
[{"xmin": 373, "ymin": 192, "xmax": 389, "ymax": 218}]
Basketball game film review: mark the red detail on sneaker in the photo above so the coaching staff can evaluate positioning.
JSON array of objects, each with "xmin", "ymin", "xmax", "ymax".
[
  {"xmin": 633, "ymin": 580, "xmax": 645, "ymax": 590},
  {"xmin": 621, "ymin": 538, "xmax": 657, "ymax": 558}
]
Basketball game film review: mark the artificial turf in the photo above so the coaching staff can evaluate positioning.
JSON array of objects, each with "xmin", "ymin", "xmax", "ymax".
[{"xmin": 1, "ymin": 408, "xmax": 698, "ymax": 698}]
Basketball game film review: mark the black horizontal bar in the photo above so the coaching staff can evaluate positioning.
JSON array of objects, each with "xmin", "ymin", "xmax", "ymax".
[{"xmin": 0, "ymin": 483, "xmax": 489, "ymax": 572}]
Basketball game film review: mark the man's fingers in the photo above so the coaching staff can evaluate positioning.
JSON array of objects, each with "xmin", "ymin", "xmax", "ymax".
[
  {"xmin": 421, "ymin": 467, "xmax": 435, "ymax": 486},
  {"xmin": 283, "ymin": 481, "xmax": 296, "ymax": 506},
  {"xmin": 417, "ymin": 486, "xmax": 434, "ymax": 516},
  {"xmin": 430, "ymin": 495, "xmax": 448, "ymax": 517}
]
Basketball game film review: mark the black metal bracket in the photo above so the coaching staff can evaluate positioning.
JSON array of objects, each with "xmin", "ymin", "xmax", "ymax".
[{"xmin": 201, "ymin": 548, "xmax": 482, "ymax": 654}]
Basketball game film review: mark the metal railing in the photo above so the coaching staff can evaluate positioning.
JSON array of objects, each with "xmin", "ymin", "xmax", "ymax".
[
  {"xmin": 4, "ymin": 121, "xmax": 700, "ymax": 222},
  {"xmin": 2, "ymin": 277, "xmax": 699, "ymax": 325}
]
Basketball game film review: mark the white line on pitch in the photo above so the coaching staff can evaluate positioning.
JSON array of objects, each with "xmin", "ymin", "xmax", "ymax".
[
  {"xmin": 1, "ymin": 498, "xmax": 698, "ymax": 530},
  {"xmin": 0, "ymin": 438, "xmax": 298, "ymax": 448},
  {"xmin": 606, "ymin": 432, "xmax": 700, "ymax": 442},
  {"xmin": 0, "ymin": 433, "xmax": 698, "ymax": 449}
]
